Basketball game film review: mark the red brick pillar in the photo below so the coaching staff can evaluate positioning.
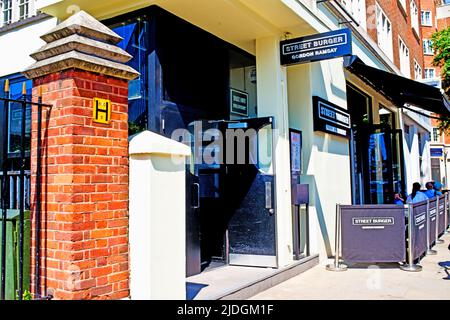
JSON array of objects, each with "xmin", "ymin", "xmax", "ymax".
[{"xmin": 23, "ymin": 11, "xmax": 139, "ymax": 300}]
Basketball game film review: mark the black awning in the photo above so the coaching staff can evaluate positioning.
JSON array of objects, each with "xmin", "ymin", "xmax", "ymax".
[{"xmin": 344, "ymin": 55, "xmax": 450, "ymax": 116}]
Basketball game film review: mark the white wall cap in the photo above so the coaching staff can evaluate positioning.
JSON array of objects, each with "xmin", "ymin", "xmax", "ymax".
[{"xmin": 129, "ymin": 130, "xmax": 191, "ymax": 157}]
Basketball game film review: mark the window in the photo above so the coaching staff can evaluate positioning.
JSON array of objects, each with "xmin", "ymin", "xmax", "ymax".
[
  {"xmin": 398, "ymin": 0, "xmax": 407, "ymax": 12},
  {"xmin": 404, "ymin": 124, "xmax": 411, "ymax": 144},
  {"xmin": 410, "ymin": 0, "xmax": 420, "ymax": 34},
  {"xmin": 414, "ymin": 59, "xmax": 422, "ymax": 80},
  {"xmin": 2, "ymin": 0, "xmax": 12, "ymax": 26},
  {"xmin": 425, "ymin": 68, "xmax": 436, "ymax": 79},
  {"xmin": 398, "ymin": 37, "xmax": 410, "ymax": 78},
  {"xmin": 376, "ymin": 3, "xmax": 393, "ymax": 61},
  {"xmin": 423, "ymin": 39, "xmax": 434, "ymax": 55},
  {"xmin": 340, "ymin": 0, "xmax": 366, "ymax": 29},
  {"xmin": 1, "ymin": 0, "xmax": 35, "ymax": 27},
  {"xmin": 421, "ymin": 10, "xmax": 432, "ymax": 26},
  {"xmin": 433, "ymin": 127, "xmax": 440, "ymax": 142},
  {"xmin": 18, "ymin": 0, "xmax": 29, "ymax": 20}
]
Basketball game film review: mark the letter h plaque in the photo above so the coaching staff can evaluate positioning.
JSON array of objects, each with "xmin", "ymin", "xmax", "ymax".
[{"xmin": 93, "ymin": 97, "xmax": 111, "ymax": 124}]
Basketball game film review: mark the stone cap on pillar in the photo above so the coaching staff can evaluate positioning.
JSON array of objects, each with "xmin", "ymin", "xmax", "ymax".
[
  {"xmin": 22, "ymin": 10, "xmax": 139, "ymax": 81},
  {"xmin": 129, "ymin": 131, "xmax": 191, "ymax": 157}
]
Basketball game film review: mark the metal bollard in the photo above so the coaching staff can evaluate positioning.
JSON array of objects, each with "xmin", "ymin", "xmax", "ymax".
[
  {"xmin": 436, "ymin": 196, "xmax": 444, "ymax": 244},
  {"xmin": 400, "ymin": 203, "xmax": 422, "ymax": 272},
  {"xmin": 326, "ymin": 204, "xmax": 347, "ymax": 271},
  {"xmin": 426, "ymin": 199, "xmax": 437, "ymax": 255}
]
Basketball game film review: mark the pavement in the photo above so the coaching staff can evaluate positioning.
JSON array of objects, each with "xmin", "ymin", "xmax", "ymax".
[{"xmin": 250, "ymin": 233, "xmax": 450, "ymax": 300}]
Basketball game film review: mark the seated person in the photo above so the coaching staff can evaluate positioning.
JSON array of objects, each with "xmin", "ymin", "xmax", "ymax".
[
  {"xmin": 434, "ymin": 181, "xmax": 443, "ymax": 196},
  {"xmin": 406, "ymin": 182, "xmax": 428, "ymax": 203},
  {"xmin": 394, "ymin": 193, "xmax": 405, "ymax": 205},
  {"xmin": 423, "ymin": 181, "xmax": 436, "ymax": 199}
]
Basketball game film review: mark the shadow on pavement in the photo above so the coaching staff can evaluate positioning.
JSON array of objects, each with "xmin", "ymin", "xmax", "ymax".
[
  {"xmin": 186, "ymin": 282, "xmax": 208, "ymax": 300},
  {"xmin": 438, "ymin": 261, "xmax": 450, "ymax": 280},
  {"xmin": 345, "ymin": 262, "xmax": 401, "ymax": 269}
]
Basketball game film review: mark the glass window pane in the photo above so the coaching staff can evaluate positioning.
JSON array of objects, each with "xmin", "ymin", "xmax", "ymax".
[{"xmin": 257, "ymin": 124, "xmax": 273, "ymax": 174}]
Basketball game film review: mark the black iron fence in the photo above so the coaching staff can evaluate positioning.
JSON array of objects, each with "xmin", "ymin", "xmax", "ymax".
[
  {"xmin": 0, "ymin": 80, "xmax": 51, "ymax": 300},
  {"xmin": 0, "ymin": 171, "xmax": 31, "ymax": 210}
]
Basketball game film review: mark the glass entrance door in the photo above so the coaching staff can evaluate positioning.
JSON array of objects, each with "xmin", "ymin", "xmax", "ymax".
[
  {"xmin": 225, "ymin": 117, "xmax": 277, "ymax": 268},
  {"xmin": 366, "ymin": 128, "xmax": 405, "ymax": 204},
  {"xmin": 186, "ymin": 117, "xmax": 277, "ymax": 271}
]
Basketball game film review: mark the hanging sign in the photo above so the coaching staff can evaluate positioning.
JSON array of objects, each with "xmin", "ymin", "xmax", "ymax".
[
  {"xmin": 312, "ymin": 96, "xmax": 351, "ymax": 138},
  {"xmin": 230, "ymin": 88, "xmax": 249, "ymax": 116},
  {"xmin": 430, "ymin": 148, "xmax": 443, "ymax": 157},
  {"xmin": 93, "ymin": 98, "xmax": 111, "ymax": 124},
  {"xmin": 280, "ymin": 28, "xmax": 352, "ymax": 66}
]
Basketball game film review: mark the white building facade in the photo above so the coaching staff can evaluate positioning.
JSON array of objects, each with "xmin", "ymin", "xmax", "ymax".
[{"xmin": 0, "ymin": 0, "xmax": 446, "ymax": 299}]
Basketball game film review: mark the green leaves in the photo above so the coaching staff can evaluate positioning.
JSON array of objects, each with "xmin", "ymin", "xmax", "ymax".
[{"xmin": 431, "ymin": 27, "xmax": 450, "ymax": 132}]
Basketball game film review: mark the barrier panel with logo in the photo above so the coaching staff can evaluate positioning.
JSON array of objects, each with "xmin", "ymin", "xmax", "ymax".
[
  {"xmin": 341, "ymin": 205, "xmax": 406, "ymax": 263},
  {"xmin": 428, "ymin": 198, "xmax": 437, "ymax": 245},
  {"xmin": 438, "ymin": 195, "xmax": 446, "ymax": 235},
  {"xmin": 411, "ymin": 200, "xmax": 428, "ymax": 260}
]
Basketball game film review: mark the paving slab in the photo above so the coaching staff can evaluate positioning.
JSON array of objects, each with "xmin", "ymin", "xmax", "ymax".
[{"xmin": 250, "ymin": 233, "xmax": 450, "ymax": 300}]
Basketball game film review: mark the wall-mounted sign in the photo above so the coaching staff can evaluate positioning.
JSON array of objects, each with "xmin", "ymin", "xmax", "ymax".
[
  {"xmin": 313, "ymin": 96, "xmax": 351, "ymax": 138},
  {"xmin": 289, "ymin": 129, "xmax": 302, "ymax": 173},
  {"xmin": 93, "ymin": 98, "xmax": 111, "ymax": 124},
  {"xmin": 230, "ymin": 88, "xmax": 249, "ymax": 116},
  {"xmin": 430, "ymin": 148, "xmax": 443, "ymax": 157},
  {"xmin": 280, "ymin": 28, "xmax": 352, "ymax": 66}
]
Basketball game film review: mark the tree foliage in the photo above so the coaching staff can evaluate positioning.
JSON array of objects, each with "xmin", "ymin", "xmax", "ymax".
[{"xmin": 432, "ymin": 27, "xmax": 450, "ymax": 133}]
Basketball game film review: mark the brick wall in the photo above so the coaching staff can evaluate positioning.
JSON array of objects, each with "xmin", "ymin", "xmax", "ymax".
[
  {"xmin": 365, "ymin": 0, "xmax": 424, "ymax": 78},
  {"xmin": 420, "ymin": 0, "xmax": 440, "ymax": 76},
  {"xmin": 30, "ymin": 69, "xmax": 129, "ymax": 300}
]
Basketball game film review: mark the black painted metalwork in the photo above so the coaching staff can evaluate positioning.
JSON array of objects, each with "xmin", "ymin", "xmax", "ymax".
[
  {"xmin": 0, "ymin": 84, "xmax": 50, "ymax": 300},
  {"xmin": 1, "ymin": 82, "xmax": 9, "ymax": 300}
]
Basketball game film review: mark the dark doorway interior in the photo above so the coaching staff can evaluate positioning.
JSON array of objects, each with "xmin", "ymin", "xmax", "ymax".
[
  {"xmin": 347, "ymin": 83, "xmax": 406, "ymax": 205},
  {"xmin": 106, "ymin": 6, "xmax": 276, "ymax": 277}
]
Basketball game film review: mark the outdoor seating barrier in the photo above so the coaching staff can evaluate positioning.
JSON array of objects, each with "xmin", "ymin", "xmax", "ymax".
[
  {"xmin": 327, "ymin": 196, "xmax": 450, "ymax": 273},
  {"xmin": 437, "ymin": 195, "xmax": 446, "ymax": 241},
  {"xmin": 400, "ymin": 203, "xmax": 422, "ymax": 272},
  {"xmin": 446, "ymin": 193, "xmax": 449, "ymax": 235},
  {"xmin": 425, "ymin": 199, "xmax": 437, "ymax": 255},
  {"xmin": 410, "ymin": 200, "xmax": 429, "ymax": 260},
  {"xmin": 429, "ymin": 198, "xmax": 439, "ymax": 247},
  {"xmin": 327, "ymin": 204, "xmax": 406, "ymax": 271}
]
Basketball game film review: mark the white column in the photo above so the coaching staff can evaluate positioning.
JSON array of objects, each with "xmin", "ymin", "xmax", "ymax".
[
  {"xmin": 129, "ymin": 131, "xmax": 190, "ymax": 300},
  {"xmin": 256, "ymin": 35, "xmax": 293, "ymax": 267}
]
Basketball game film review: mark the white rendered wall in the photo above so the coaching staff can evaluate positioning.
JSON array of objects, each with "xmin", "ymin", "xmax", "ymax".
[
  {"xmin": 287, "ymin": 60, "xmax": 352, "ymax": 262},
  {"xmin": 0, "ymin": 17, "xmax": 57, "ymax": 77},
  {"xmin": 256, "ymin": 35, "xmax": 293, "ymax": 268},
  {"xmin": 129, "ymin": 131, "xmax": 189, "ymax": 300}
]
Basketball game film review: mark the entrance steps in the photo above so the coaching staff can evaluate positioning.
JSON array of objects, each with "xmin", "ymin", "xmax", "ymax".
[{"xmin": 186, "ymin": 254, "xmax": 319, "ymax": 300}]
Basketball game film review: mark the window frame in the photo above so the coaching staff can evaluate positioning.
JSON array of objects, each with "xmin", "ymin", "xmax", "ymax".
[
  {"xmin": 1, "ymin": 0, "xmax": 36, "ymax": 27},
  {"xmin": 376, "ymin": 2, "xmax": 393, "ymax": 61},
  {"xmin": 18, "ymin": 0, "xmax": 29, "ymax": 20},
  {"xmin": 413, "ymin": 59, "xmax": 422, "ymax": 80},
  {"xmin": 398, "ymin": 36, "xmax": 411, "ymax": 78},
  {"xmin": 423, "ymin": 39, "xmax": 434, "ymax": 55},
  {"xmin": 1, "ymin": 0, "xmax": 13, "ymax": 26},
  {"xmin": 424, "ymin": 68, "xmax": 436, "ymax": 79},
  {"xmin": 421, "ymin": 10, "xmax": 433, "ymax": 27},
  {"xmin": 410, "ymin": 0, "xmax": 420, "ymax": 35},
  {"xmin": 432, "ymin": 127, "xmax": 440, "ymax": 143}
]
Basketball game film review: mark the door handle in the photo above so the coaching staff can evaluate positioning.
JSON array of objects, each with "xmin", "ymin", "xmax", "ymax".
[
  {"xmin": 265, "ymin": 181, "xmax": 274, "ymax": 215},
  {"xmin": 192, "ymin": 183, "xmax": 200, "ymax": 209}
]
